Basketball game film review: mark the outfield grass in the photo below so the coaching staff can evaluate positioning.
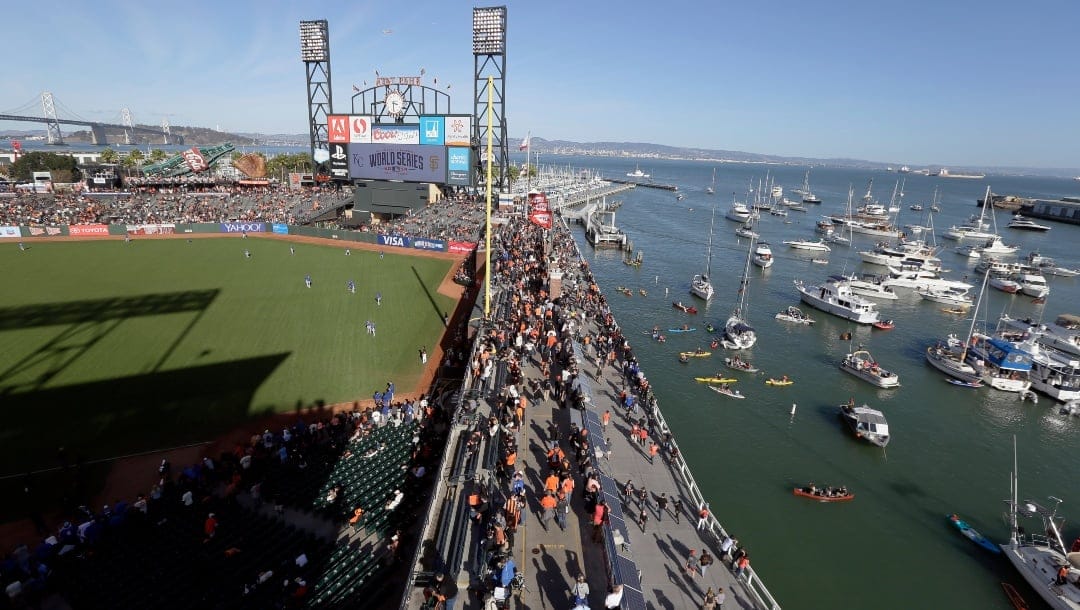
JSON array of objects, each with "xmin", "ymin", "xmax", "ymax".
[{"xmin": 0, "ymin": 237, "xmax": 456, "ymax": 475}]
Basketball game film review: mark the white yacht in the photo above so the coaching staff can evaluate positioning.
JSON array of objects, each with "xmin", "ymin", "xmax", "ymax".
[
  {"xmin": 859, "ymin": 241, "xmax": 941, "ymax": 271},
  {"xmin": 783, "ymin": 239, "xmax": 831, "ymax": 252},
  {"xmin": 735, "ymin": 224, "xmax": 760, "ymax": 239},
  {"xmin": 845, "ymin": 273, "xmax": 899, "ymax": 300},
  {"xmin": 840, "ymin": 348, "xmax": 901, "ymax": 388},
  {"xmin": 954, "ymin": 235, "xmax": 1019, "ymax": 259},
  {"xmin": 1000, "ymin": 331, "xmax": 1080, "ymax": 401},
  {"xmin": 999, "ymin": 314, "xmax": 1080, "ymax": 362},
  {"xmin": 916, "ymin": 286, "xmax": 974, "ymax": 307},
  {"xmin": 794, "ymin": 276, "xmax": 880, "ymax": 324},
  {"xmin": 1027, "ymin": 252, "xmax": 1080, "ymax": 277},
  {"xmin": 1017, "ymin": 272, "xmax": 1050, "ymax": 299},
  {"xmin": 965, "ymin": 334, "xmax": 1033, "ymax": 392},
  {"xmin": 881, "ymin": 265, "xmax": 973, "ymax": 293},
  {"xmin": 725, "ymin": 202, "xmax": 753, "ymax": 223},
  {"xmin": 1007, "ymin": 214, "xmax": 1051, "ymax": 232},
  {"xmin": 752, "ymin": 242, "xmax": 774, "ymax": 269},
  {"xmin": 626, "ymin": 165, "xmax": 650, "ymax": 179},
  {"xmin": 943, "ymin": 185, "xmax": 999, "ymax": 241},
  {"xmin": 925, "ymin": 272, "xmax": 989, "ymax": 384}
]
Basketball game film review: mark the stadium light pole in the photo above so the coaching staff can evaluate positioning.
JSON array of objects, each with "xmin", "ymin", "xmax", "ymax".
[
  {"xmin": 484, "ymin": 76, "xmax": 494, "ymax": 320},
  {"xmin": 472, "ymin": 6, "xmax": 507, "ymax": 190},
  {"xmin": 300, "ymin": 19, "xmax": 333, "ymax": 170}
]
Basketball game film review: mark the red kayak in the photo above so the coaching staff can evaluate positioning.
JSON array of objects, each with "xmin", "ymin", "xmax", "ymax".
[
  {"xmin": 873, "ymin": 320, "xmax": 895, "ymax": 330},
  {"xmin": 673, "ymin": 301, "xmax": 699, "ymax": 314},
  {"xmin": 793, "ymin": 487, "xmax": 854, "ymax": 502}
]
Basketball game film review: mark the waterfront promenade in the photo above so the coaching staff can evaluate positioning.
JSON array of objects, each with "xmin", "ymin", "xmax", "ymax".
[{"xmin": 403, "ymin": 213, "xmax": 778, "ymax": 609}]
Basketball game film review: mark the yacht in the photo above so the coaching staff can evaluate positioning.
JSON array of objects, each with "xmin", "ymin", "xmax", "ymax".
[
  {"xmin": 845, "ymin": 273, "xmax": 899, "ymax": 300},
  {"xmin": 816, "ymin": 218, "xmax": 835, "ymax": 236},
  {"xmin": 735, "ymin": 224, "xmax": 760, "ymax": 239},
  {"xmin": 859, "ymin": 241, "xmax": 941, "ymax": 271},
  {"xmin": 1001, "ymin": 444, "xmax": 1080, "ymax": 610},
  {"xmin": 955, "ymin": 236, "xmax": 1018, "ymax": 259},
  {"xmin": 840, "ymin": 348, "xmax": 901, "ymax": 388},
  {"xmin": 999, "ymin": 331, "xmax": 1080, "ymax": 401},
  {"xmin": 1017, "ymin": 272, "xmax": 1050, "ymax": 299},
  {"xmin": 1027, "ymin": 252, "xmax": 1080, "ymax": 277},
  {"xmin": 725, "ymin": 202, "xmax": 753, "ymax": 223},
  {"xmin": 752, "ymin": 242, "xmax": 774, "ymax": 269},
  {"xmin": 965, "ymin": 334, "xmax": 1033, "ymax": 392},
  {"xmin": 943, "ymin": 185, "xmax": 999, "ymax": 241},
  {"xmin": 783, "ymin": 239, "xmax": 831, "ymax": 252},
  {"xmin": 626, "ymin": 165, "xmax": 650, "ymax": 179},
  {"xmin": 839, "ymin": 402, "xmax": 890, "ymax": 447},
  {"xmin": 881, "ymin": 265, "xmax": 973, "ymax": 293},
  {"xmin": 1007, "ymin": 214, "xmax": 1051, "ymax": 232},
  {"xmin": 690, "ymin": 206, "xmax": 717, "ymax": 301},
  {"xmin": 999, "ymin": 314, "xmax": 1080, "ymax": 361},
  {"xmin": 916, "ymin": 286, "xmax": 974, "ymax": 307},
  {"xmin": 794, "ymin": 276, "xmax": 880, "ymax": 324}
]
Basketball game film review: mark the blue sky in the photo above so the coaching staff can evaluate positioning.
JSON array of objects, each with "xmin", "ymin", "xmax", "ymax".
[{"xmin": 1, "ymin": 0, "xmax": 1077, "ymax": 168}]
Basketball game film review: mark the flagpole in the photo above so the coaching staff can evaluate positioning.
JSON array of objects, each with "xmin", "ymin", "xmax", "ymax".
[
  {"xmin": 525, "ymin": 131, "xmax": 531, "ymax": 195},
  {"xmin": 483, "ymin": 76, "xmax": 494, "ymax": 320}
]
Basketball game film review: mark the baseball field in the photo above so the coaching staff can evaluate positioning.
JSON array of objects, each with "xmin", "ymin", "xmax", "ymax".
[{"xmin": 0, "ymin": 236, "xmax": 458, "ymax": 478}]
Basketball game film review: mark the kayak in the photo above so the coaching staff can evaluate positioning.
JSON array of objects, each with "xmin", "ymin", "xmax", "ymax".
[
  {"xmin": 1001, "ymin": 583, "xmax": 1030, "ymax": 610},
  {"xmin": 667, "ymin": 328, "xmax": 697, "ymax": 333},
  {"xmin": 724, "ymin": 357, "xmax": 760, "ymax": 373},
  {"xmin": 793, "ymin": 487, "xmax": 854, "ymax": 502},
  {"xmin": 946, "ymin": 378, "xmax": 983, "ymax": 389},
  {"xmin": 709, "ymin": 385, "xmax": 745, "ymax": 399},
  {"xmin": 672, "ymin": 301, "xmax": 699, "ymax": 314},
  {"xmin": 947, "ymin": 514, "xmax": 1001, "ymax": 554},
  {"xmin": 705, "ymin": 324, "xmax": 716, "ymax": 333},
  {"xmin": 873, "ymin": 320, "xmax": 895, "ymax": 330},
  {"xmin": 765, "ymin": 378, "xmax": 794, "ymax": 386},
  {"xmin": 680, "ymin": 351, "xmax": 712, "ymax": 358},
  {"xmin": 941, "ymin": 307, "xmax": 967, "ymax": 315},
  {"xmin": 695, "ymin": 377, "xmax": 738, "ymax": 384}
]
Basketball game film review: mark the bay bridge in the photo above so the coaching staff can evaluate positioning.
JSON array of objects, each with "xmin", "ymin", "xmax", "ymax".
[{"xmin": 0, "ymin": 91, "xmax": 182, "ymax": 146}]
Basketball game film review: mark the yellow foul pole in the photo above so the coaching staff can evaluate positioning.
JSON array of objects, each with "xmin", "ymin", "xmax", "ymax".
[{"xmin": 483, "ymin": 76, "xmax": 494, "ymax": 318}]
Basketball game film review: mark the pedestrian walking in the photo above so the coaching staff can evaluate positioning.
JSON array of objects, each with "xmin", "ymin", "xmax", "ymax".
[
  {"xmin": 699, "ymin": 549, "xmax": 714, "ymax": 578},
  {"xmin": 622, "ymin": 480, "xmax": 634, "ymax": 503},
  {"xmin": 290, "ymin": 246, "xmax": 295, "ymax": 255},
  {"xmin": 648, "ymin": 441, "xmax": 659, "ymax": 465},
  {"xmin": 637, "ymin": 507, "xmax": 648, "ymax": 532},
  {"xmin": 656, "ymin": 493, "xmax": 669, "ymax": 521},
  {"xmin": 720, "ymin": 534, "xmax": 736, "ymax": 562},
  {"xmin": 345, "ymin": 248, "xmax": 351, "ymax": 256},
  {"xmin": 304, "ymin": 274, "xmax": 312, "ymax": 288},
  {"xmin": 540, "ymin": 492, "xmax": 557, "ymax": 531},
  {"xmin": 637, "ymin": 486, "xmax": 649, "ymax": 510},
  {"xmin": 734, "ymin": 554, "xmax": 750, "ymax": 578},
  {"xmin": 702, "ymin": 587, "xmax": 718, "ymax": 610},
  {"xmin": 684, "ymin": 549, "xmax": 700, "ymax": 577},
  {"xmin": 571, "ymin": 574, "xmax": 590, "ymax": 607},
  {"xmin": 602, "ymin": 409, "xmax": 610, "ymax": 431},
  {"xmin": 673, "ymin": 498, "xmax": 684, "ymax": 524}
]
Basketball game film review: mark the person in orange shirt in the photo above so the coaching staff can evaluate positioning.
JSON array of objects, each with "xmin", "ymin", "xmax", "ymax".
[
  {"xmin": 560, "ymin": 476, "xmax": 575, "ymax": 503},
  {"xmin": 544, "ymin": 472, "xmax": 559, "ymax": 494},
  {"xmin": 540, "ymin": 492, "xmax": 558, "ymax": 530},
  {"xmin": 602, "ymin": 409, "xmax": 611, "ymax": 431},
  {"xmin": 648, "ymin": 441, "xmax": 660, "ymax": 465}
]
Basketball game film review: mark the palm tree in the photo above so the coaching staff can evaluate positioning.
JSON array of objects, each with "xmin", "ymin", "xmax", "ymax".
[{"xmin": 99, "ymin": 148, "xmax": 119, "ymax": 164}]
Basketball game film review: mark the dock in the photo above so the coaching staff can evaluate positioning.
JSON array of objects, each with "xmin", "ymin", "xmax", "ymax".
[
  {"xmin": 606, "ymin": 177, "xmax": 680, "ymax": 192},
  {"xmin": 401, "ymin": 214, "xmax": 780, "ymax": 610}
]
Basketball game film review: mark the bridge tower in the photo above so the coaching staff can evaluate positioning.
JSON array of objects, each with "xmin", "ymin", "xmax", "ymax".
[
  {"xmin": 299, "ymin": 20, "xmax": 333, "ymax": 168},
  {"xmin": 161, "ymin": 117, "xmax": 171, "ymax": 145},
  {"xmin": 121, "ymin": 108, "xmax": 135, "ymax": 145},
  {"xmin": 40, "ymin": 91, "xmax": 64, "ymax": 145},
  {"xmin": 472, "ymin": 6, "xmax": 509, "ymax": 191}
]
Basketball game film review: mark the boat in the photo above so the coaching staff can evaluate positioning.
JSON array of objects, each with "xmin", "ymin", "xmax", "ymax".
[
  {"xmin": 938, "ymin": 168, "xmax": 985, "ymax": 179},
  {"xmin": 840, "ymin": 348, "xmax": 901, "ymax": 388},
  {"xmin": 783, "ymin": 239, "xmax": 832, "ymax": 252},
  {"xmin": 735, "ymin": 223, "xmax": 761, "ymax": 239},
  {"xmin": 695, "ymin": 376, "xmax": 737, "ymax": 383},
  {"xmin": 626, "ymin": 164, "xmax": 650, "ymax": 179},
  {"xmin": 916, "ymin": 286, "xmax": 974, "ymax": 307},
  {"xmin": 723, "ymin": 356, "xmax": 759, "ymax": 373},
  {"xmin": 752, "ymin": 242, "xmax": 774, "ymax": 269},
  {"xmin": 943, "ymin": 186, "xmax": 999, "ymax": 241},
  {"xmin": 1000, "ymin": 583, "xmax": 1031, "ymax": 610},
  {"xmin": 947, "ymin": 514, "xmax": 1001, "ymax": 554},
  {"xmin": 924, "ymin": 272, "xmax": 989, "ymax": 385},
  {"xmin": 910, "ymin": 204, "xmax": 923, "ymax": 212},
  {"xmin": 1026, "ymin": 252, "xmax": 1080, "ymax": 277},
  {"xmin": 793, "ymin": 485, "xmax": 853, "ymax": 502},
  {"xmin": 775, "ymin": 306, "xmax": 815, "ymax": 325},
  {"xmin": 617, "ymin": 287, "xmax": 633, "ymax": 297},
  {"xmin": 639, "ymin": 288, "xmax": 647, "ymax": 296},
  {"xmin": 845, "ymin": 273, "xmax": 899, "ymax": 300},
  {"xmin": 1000, "ymin": 312, "xmax": 1080, "ymax": 360},
  {"xmin": 859, "ymin": 241, "xmax": 942, "ymax": 271},
  {"xmin": 1017, "ymin": 272, "xmax": 1050, "ymax": 299},
  {"xmin": 794, "ymin": 276, "xmax": 880, "ymax": 324},
  {"xmin": 725, "ymin": 200, "xmax": 753, "ymax": 223},
  {"xmin": 946, "ymin": 379, "xmax": 983, "ymax": 388},
  {"xmin": 673, "ymin": 301, "xmax": 698, "ymax": 314},
  {"xmin": 1007, "ymin": 215, "xmax": 1051, "ymax": 232},
  {"xmin": 771, "ymin": 184, "xmax": 783, "ymax": 199},
  {"xmin": 801, "ymin": 170, "xmax": 822, "ymax": 204},
  {"xmin": 997, "ymin": 321, "xmax": 1080, "ymax": 401},
  {"xmin": 811, "ymin": 258, "xmax": 829, "ymax": 265},
  {"xmin": 676, "ymin": 193, "xmax": 685, "ymax": 201},
  {"xmin": 705, "ymin": 323, "xmax": 716, "ymax": 333},
  {"xmin": 706, "ymin": 167, "xmax": 716, "ymax": 195},
  {"xmin": 838, "ymin": 401, "xmax": 890, "ymax": 447},
  {"xmin": 690, "ymin": 206, "xmax": 717, "ymax": 300},
  {"xmin": 765, "ymin": 377, "xmax": 794, "ymax": 386},
  {"xmin": 667, "ymin": 327, "xmax": 697, "ymax": 333},
  {"xmin": 816, "ymin": 218, "xmax": 836, "ymax": 236},
  {"xmin": 769, "ymin": 207, "xmax": 788, "ymax": 217},
  {"xmin": 708, "ymin": 384, "xmax": 745, "ymax": 399},
  {"xmin": 623, "ymin": 250, "xmax": 644, "ymax": 267},
  {"xmin": 681, "ymin": 350, "xmax": 712, "ymax": 358},
  {"xmin": 585, "ymin": 208, "xmax": 628, "ymax": 249},
  {"xmin": 1000, "ymin": 439, "xmax": 1080, "ymax": 610},
  {"xmin": 721, "ymin": 236, "xmax": 757, "ymax": 350},
  {"xmin": 965, "ymin": 334, "xmax": 1033, "ymax": 393},
  {"xmin": 989, "ymin": 274, "xmax": 1022, "ymax": 294},
  {"xmin": 873, "ymin": 320, "xmax": 895, "ymax": 330}
]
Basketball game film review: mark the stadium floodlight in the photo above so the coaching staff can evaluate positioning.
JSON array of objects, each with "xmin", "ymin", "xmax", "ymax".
[
  {"xmin": 300, "ymin": 20, "xmax": 330, "ymax": 62},
  {"xmin": 472, "ymin": 6, "xmax": 506, "ymax": 55}
]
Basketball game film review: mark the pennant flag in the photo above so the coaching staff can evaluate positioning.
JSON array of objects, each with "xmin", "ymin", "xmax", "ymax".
[
  {"xmin": 519, "ymin": 131, "xmax": 531, "ymax": 151},
  {"xmin": 420, "ymin": 67, "xmax": 426, "ymax": 76},
  {"xmin": 352, "ymin": 84, "xmax": 360, "ymax": 92}
]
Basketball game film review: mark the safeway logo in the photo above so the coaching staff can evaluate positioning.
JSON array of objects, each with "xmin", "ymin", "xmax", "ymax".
[{"xmin": 349, "ymin": 116, "xmax": 371, "ymax": 143}]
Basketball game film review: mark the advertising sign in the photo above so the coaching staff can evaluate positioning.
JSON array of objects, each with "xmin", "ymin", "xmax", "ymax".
[
  {"xmin": 0, "ymin": 226, "xmax": 21, "ymax": 239},
  {"xmin": 350, "ymin": 144, "xmax": 447, "ymax": 184},
  {"xmin": 447, "ymin": 147, "xmax": 472, "ymax": 186},
  {"xmin": 272, "ymin": 223, "xmax": 289, "ymax": 235},
  {"xmin": 448, "ymin": 240, "xmax": 476, "ymax": 254},
  {"xmin": 26, "ymin": 226, "xmax": 63, "ymax": 237},
  {"xmin": 419, "ymin": 116, "xmax": 445, "ymax": 146},
  {"xmin": 412, "ymin": 237, "xmax": 446, "ymax": 252},
  {"xmin": 220, "ymin": 222, "xmax": 266, "ymax": 233},
  {"xmin": 528, "ymin": 192, "xmax": 552, "ymax": 229},
  {"xmin": 444, "ymin": 115, "xmax": 472, "ymax": 146},
  {"xmin": 125, "ymin": 224, "xmax": 176, "ymax": 235},
  {"xmin": 328, "ymin": 115, "xmax": 349, "ymax": 143},
  {"xmin": 69, "ymin": 224, "xmax": 110, "ymax": 237},
  {"xmin": 371, "ymin": 125, "xmax": 420, "ymax": 145},
  {"xmin": 377, "ymin": 234, "xmax": 411, "ymax": 248},
  {"xmin": 349, "ymin": 116, "xmax": 372, "ymax": 143},
  {"xmin": 182, "ymin": 148, "xmax": 209, "ymax": 173},
  {"xmin": 329, "ymin": 143, "xmax": 350, "ymax": 180}
]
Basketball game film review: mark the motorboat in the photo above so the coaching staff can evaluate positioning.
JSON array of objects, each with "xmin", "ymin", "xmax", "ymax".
[
  {"xmin": 771, "ymin": 185, "xmax": 784, "ymax": 199},
  {"xmin": 965, "ymin": 334, "xmax": 1033, "ymax": 392},
  {"xmin": 840, "ymin": 348, "xmax": 901, "ymax": 388},
  {"xmin": 829, "ymin": 216, "xmax": 902, "ymax": 238},
  {"xmin": 1027, "ymin": 252, "xmax": 1080, "ymax": 277},
  {"xmin": 916, "ymin": 286, "xmax": 974, "ymax": 307},
  {"xmin": 999, "ymin": 314, "xmax": 1080, "ymax": 359},
  {"xmin": 690, "ymin": 206, "xmax": 717, "ymax": 301},
  {"xmin": 673, "ymin": 301, "xmax": 699, "ymax": 314},
  {"xmin": 626, "ymin": 164, "xmax": 650, "ymax": 179},
  {"xmin": 989, "ymin": 274, "xmax": 1022, "ymax": 294},
  {"xmin": 943, "ymin": 185, "xmax": 999, "ymax": 241},
  {"xmin": 999, "ymin": 332, "xmax": 1080, "ymax": 402},
  {"xmin": 793, "ymin": 486, "xmax": 853, "ymax": 502},
  {"xmin": 723, "ymin": 356, "xmax": 760, "ymax": 373},
  {"xmin": 1007, "ymin": 215, "xmax": 1050, "ymax": 232},
  {"xmin": 769, "ymin": 207, "xmax": 788, "ymax": 217},
  {"xmin": 794, "ymin": 276, "xmax": 880, "ymax": 324},
  {"xmin": 775, "ymin": 306, "xmax": 815, "ymax": 325},
  {"xmin": 845, "ymin": 273, "xmax": 899, "ymax": 300},
  {"xmin": 812, "ymin": 258, "xmax": 829, "ymax": 265},
  {"xmin": 725, "ymin": 202, "xmax": 753, "ymax": 223},
  {"xmin": 735, "ymin": 224, "xmax": 760, "ymax": 239},
  {"xmin": 859, "ymin": 241, "xmax": 941, "ymax": 271},
  {"xmin": 783, "ymin": 239, "xmax": 831, "ymax": 252},
  {"xmin": 1017, "ymin": 272, "xmax": 1050, "ymax": 299},
  {"xmin": 1000, "ymin": 441, "xmax": 1080, "ymax": 610},
  {"xmin": 838, "ymin": 401, "xmax": 890, "ymax": 447},
  {"xmin": 881, "ymin": 265, "xmax": 973, "ymax": 293},
  {"xmin": 721, "ymin": 237, "xmax": 757, "ymax": 350},
  {"xmin": 910, "ymin": 204, "xmax": 923, "ymax": 212},
  {"xmin": 752, "ymin": 242, "xmax": 774, "ymax": 269},
  {"xmin": 976, "ymin": 256, "xmax": 1024, "ymax": 276},
  {"xmin": 816, "ymin": 219, "xmax": 836, "ymax": 235}
]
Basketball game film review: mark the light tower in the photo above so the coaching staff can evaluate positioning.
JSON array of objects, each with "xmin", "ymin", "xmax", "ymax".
[
  {"xmin": 299, "ymin": 19, "xmax": 333, "ymax": 168},
  {"xmin": 41, "ymin": 91, "xmax": 63, "ymax": 145},
  {"xmin": 472, "ymin": 6, "xmax": 508, "ymax": 190}
]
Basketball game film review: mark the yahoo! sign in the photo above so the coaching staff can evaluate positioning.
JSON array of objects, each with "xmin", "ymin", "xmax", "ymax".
[{"xmin": 220, "ymin": 222, "xmax": 266, "ymax": 233}]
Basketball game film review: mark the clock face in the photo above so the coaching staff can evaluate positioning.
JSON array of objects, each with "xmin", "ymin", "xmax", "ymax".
[{"xmin": 385, "ymin": 91, "xmax": 405, "ymax": 117}]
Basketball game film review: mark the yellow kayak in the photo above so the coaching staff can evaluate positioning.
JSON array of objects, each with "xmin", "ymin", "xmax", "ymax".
[
  {"xmin": 680, "ymin": 351, "xmax": 712, "ymax": 358},
  {"xmin": 765, "ymin": 378, "xmax": 794, "ymax": 386},
  {"xmin": 695, "ymin": 377, "xmax": 738, "ymax": 384}
]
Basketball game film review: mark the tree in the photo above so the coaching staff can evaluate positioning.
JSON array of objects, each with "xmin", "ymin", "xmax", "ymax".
[
  {"xmin": 148, "ymin": 148, "xmax": 169, "ymax": 163},
  {"xmin": 99, "ymin": 148, "xmax": 119, "ymax": 164},
  {"xmin": 122, "ymin": 149, "xmax": 144, "ymax": 169},
  {"xmin": 9, "ymin": 151, "xmax": 80, "ymax": 182}
]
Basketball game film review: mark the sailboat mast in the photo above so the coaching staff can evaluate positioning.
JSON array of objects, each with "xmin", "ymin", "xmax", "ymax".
[
  {"xmin": 960, "ymin": 271, "xmax": 990, "ymax": 362},
  {"xmin": 738, "ymin": 235, "xmax": 754, "ymax": 316},
  {"xmin": 705, "ymin": 206, "xmax": 716, "ymax": 277}
]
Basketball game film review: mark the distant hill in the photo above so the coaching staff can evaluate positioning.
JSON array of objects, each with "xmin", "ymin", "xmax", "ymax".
[{"xmin": 63, "ymin": 124, "xmax": 257, "ymax": 146}]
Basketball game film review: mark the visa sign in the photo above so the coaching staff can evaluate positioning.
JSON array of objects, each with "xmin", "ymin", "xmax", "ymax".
[{"xmin": 378, "ymin": 234, "xmax": 411, "ymax": 248}]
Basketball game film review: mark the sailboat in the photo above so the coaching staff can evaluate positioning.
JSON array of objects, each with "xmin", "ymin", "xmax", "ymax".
[
  {"xmin": 801, "ymin": 170, "xmax": 821, "ymax": 204},
  {"xmin": 924, "ymin": 272, "xmax": 987, "ymax": 384},
  {"xmin": 943, "ymin": 185, "xmax": 997, "ymax": 241},
  {"xmin": 721, "ymin": 236, "xmax": 757, "ymax": 349},
  {"xmin": 706, "ymin": 168, "xmax": 716, "ymax": 195},
  {"xmin": 690, "ymin": 206, "xmax": 716, "ymax": 300},
  {"xmin": 827, "ymin": 185, "xmax": 855, "ymax": 246}
]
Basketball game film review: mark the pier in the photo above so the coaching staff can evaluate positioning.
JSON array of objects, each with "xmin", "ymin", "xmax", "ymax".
[
  {"xmin": 402, "ymin": 213, "xmax": 779, "ymax": 610},
  {"xmin": 606, "ymin": 177, "xmax": 680, "ymax": 192}
]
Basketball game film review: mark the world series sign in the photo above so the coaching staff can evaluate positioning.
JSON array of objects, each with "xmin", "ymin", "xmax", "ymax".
[{"xmin": 349, "ymin": 144, "xmax": 447, "ymax": 184}]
